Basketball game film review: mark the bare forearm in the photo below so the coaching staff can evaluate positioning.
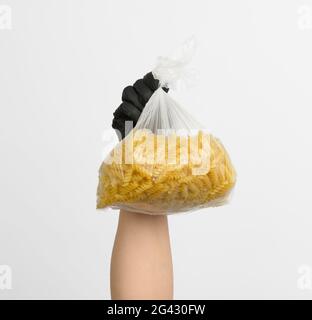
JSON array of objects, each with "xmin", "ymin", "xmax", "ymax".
[{"xmin": 110, "ymin": 210, "xmax": 173, "ymax": 300}]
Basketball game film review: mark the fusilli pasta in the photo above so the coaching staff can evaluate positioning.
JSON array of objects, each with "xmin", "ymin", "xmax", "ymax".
[{"xmin": 97, "ymin": 130, "xmax": 236, "ymax": 215}]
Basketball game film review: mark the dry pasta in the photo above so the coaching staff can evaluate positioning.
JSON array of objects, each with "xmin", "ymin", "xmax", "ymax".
[{"xmin": 96, "ymin": 129, "xmax": 236, "ymax": 215}]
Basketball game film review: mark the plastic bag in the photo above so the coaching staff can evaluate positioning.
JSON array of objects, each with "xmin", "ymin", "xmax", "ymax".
[{"xmin": 97, "ymin": 39, "xmax": 236, "ymax": 215}]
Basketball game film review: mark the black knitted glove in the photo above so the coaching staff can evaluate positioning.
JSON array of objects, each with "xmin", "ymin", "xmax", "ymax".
[{"xmin": 112, "ymin": 72, "xmax": 169, "ymax": 139}]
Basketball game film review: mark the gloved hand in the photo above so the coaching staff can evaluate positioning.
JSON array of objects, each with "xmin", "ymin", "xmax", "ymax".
[{"xmin": 112, "ymin": 72, "xmax": 169, "ymax": 139}]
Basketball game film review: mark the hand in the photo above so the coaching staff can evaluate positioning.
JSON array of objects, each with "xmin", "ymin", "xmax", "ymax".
[{"xmin": 112, "ymin": 72, "xmax": 168, "ymax": 139}]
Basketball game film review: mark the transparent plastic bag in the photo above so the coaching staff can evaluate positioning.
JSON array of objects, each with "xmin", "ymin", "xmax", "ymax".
[{"xmin": 97, "ymin": 39, "xmax": 236, "ymax": 215}]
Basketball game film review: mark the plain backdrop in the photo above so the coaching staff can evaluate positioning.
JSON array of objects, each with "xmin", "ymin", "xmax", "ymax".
[{"xmin": 1, "ymin": 0, "xmax": 312, "ymax": 299}]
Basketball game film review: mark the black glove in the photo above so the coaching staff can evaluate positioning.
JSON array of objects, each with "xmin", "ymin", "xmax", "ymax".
[{"xmin": 112, "ymin": 72, "xmax": 169, "ymax": 139}]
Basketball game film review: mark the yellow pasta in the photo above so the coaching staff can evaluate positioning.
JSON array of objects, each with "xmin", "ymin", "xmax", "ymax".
[{"xmin": 96, "ymin": 130, "xmax": 236, "ymax": 215}]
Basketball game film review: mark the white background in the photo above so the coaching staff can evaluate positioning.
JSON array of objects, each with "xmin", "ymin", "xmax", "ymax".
[{"xmin": 1, "ymin": 0, "xmax": 312, "ymax": 299}]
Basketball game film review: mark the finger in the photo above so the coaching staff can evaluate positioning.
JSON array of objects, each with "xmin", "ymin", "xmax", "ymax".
[
  {"xmin": 113, "ymin": 102, "xmax": 141, "ymax": 122},
  {"xmin": 143, "ymin": 72, "xmax": 159, "ymax": 91},
  {"xmin": 143, "ymin": 72, "xmax": 169, "ymax": 93},
  {"xmin": 133, "ymin": 79, "xmax": 153, "ymax": 105},
  {"xmin": 122, "ymin": 86, "xmax": 143, "ymax": 111}
]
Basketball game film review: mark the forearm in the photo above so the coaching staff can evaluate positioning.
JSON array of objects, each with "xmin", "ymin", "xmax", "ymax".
[{"xmin": 110, "ymin": 210, "xmax": 173, "ymax": 300}]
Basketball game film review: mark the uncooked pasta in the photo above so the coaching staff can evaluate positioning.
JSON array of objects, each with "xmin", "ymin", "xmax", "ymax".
[{"xmin": 96, "ymin": 130, "xmax": 236, "ymax": 215}]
